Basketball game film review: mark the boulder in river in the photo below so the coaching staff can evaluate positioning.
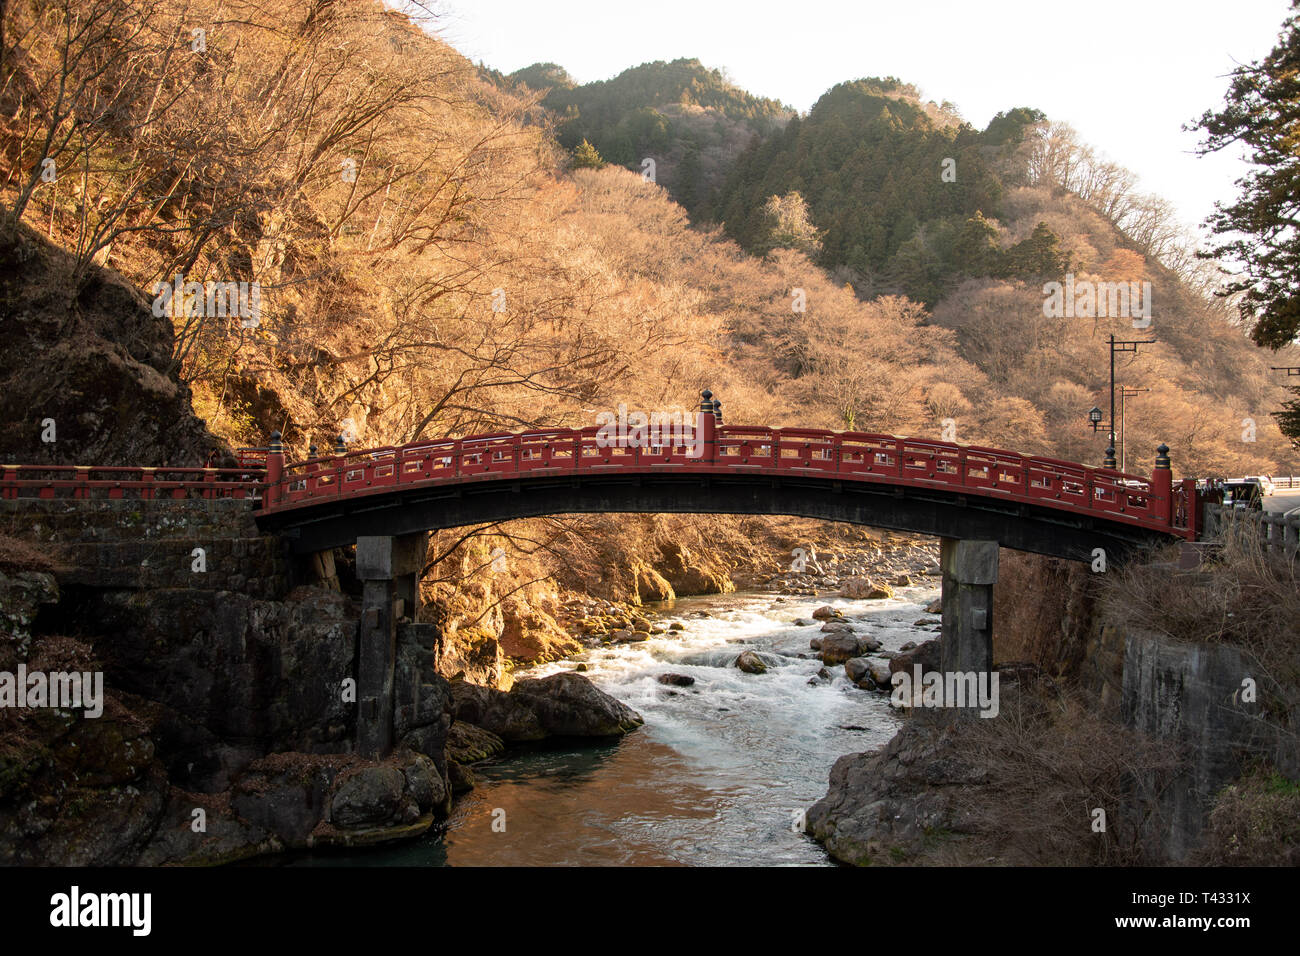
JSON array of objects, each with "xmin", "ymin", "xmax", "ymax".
[
  {"xmin": 868, "ymin": 661, "xmax": 893, "ymax": 688},
  {"xmin": 657, "ymin": 673, "xmax": 696, "ymax": 687},
  {"xmin": 889, "ymin": 638, "xmax": 941, "ymax": 676},
  {"xmin": 924, "ymin": 597, "xmax": 942, "ymax": 614},
  {"xmin": 510, "ymin": 672, "xmax": 645, "ymax": 737},
  {"xmin": 451, "ymin": 673, "xmax": 642, "ymax": 741},
  {"xmin": 669, "ymin": 622, "xmax": 686, "ymax": 632},
  {"xmin": 840, "ymin": 578, "xmax": 894, "ymax": 600},
  {"xmin": 734, "ymin": 650, "xmax": 768, "ymax": 674},
  {"xmin": 820, "ymin": 619, "xmax": 854, "ymax": 632},
  {"xmin": 844, "ymin": 657, "xmax": 872, "ymax": 683},
  {"xmin": 793, "ymin": 618, "xmax": 813, "ymax": 626},
  {"xmin": 818, "ymin": 633, "xmax": 862, "ymax": 665},
  {"xmin": 809, "ymin": 636, "xmax": 823, "ymax": 650},
  {"xmin": 812, "ymin": 605, "xmax": 841, "ymax": 620}
]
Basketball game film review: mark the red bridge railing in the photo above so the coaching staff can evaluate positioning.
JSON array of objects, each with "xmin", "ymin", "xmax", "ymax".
[
  {"xmin": 0, "ymin": 464, "xmax": 263, "ymax": 501},
  {"xmin": 253, "ymin": 419, "xmax": 1197, "ymax": 540},
  {"xmin": 0, "ymin": 399, "xmax": 1199, "ymax": 540}
]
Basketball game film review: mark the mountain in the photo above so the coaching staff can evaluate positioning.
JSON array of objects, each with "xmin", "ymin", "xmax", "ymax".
[{"xmin": 485, "ymin": 57, "xmax": 795, "ymax": 216}]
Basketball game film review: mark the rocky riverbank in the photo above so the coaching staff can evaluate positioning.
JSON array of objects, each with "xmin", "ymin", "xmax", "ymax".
[{"xmin": 0, "ymin": 499, "xmax": 939, "ymax": 865}]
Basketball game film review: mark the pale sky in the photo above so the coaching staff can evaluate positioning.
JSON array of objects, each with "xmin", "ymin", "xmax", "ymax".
[{"xmin": 426, "ymin": 0, "xmax": 1293, "ymax": 243}]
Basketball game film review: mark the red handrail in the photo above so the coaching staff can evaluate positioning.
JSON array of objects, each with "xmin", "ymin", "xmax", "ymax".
[
  {"xmin": 0, "ymin": 464, "xmax": 263, "ymax": 501},
  {"xmin": 249, "ymin": 425, "xmax": 1189, "ymax": 539}
]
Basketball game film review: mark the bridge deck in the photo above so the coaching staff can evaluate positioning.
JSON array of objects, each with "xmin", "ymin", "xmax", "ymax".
[{"xmin": 0, "ymin": 425, "xmax": 1199, "ymax": 546}]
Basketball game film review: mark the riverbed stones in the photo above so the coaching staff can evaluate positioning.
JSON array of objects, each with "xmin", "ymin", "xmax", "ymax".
[
  {"xmin": 820, "ymin": 619, "xmax": 854, "ymax": 632},
  {"xmin": 735, "ymin": 650, "xmax": 768, "ymax": 674},
  {"xmin": 809, "ymin": 636, "xmax": 823, "ymax": 650},
  {"xmin": 812, "ymin": 605, "xmax": 840, "ymax": 620},
  {"xmin": 669, "ymin": 622, "xmax": 686, "ymax": 632},
  {"xmin": 924, "ymin": 597, "xmax": 942, "ymax": 614}
]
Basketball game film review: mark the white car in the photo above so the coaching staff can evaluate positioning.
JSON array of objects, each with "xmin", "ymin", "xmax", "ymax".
[{"xmin": 1246, "ymin": 475, "xmax": 1275, "ymax": 496}]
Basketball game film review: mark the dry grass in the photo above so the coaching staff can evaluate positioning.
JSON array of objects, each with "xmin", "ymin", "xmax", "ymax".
[
  {"xmin": 923, "ymin": 685, "xmax": 1183, "ymax": 866},
  {"xmin": 1100, "ymin": 525, "xmax": 1300, "ymax": 723},
  {"xmin": 1191, "ymin": 763, "xmax": 1300, "ymax": 866}
]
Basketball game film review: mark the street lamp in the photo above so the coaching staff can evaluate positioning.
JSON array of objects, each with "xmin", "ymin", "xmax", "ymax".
[{"xmin": 1088, "ymin": 406, "xmax": 1103, "ymax": 430}]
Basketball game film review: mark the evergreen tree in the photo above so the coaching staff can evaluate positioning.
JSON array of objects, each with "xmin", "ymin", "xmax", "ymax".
[
  {"xmin": 1274, "ymin": 386, "xmax": 1300, "ymax": 444},
  {"xmin": 572, "ymin": 139, "xmax": 605, "ymax": 169},
  {"xmin": 1003, "ymin": 223, "xmax": 1070, "ymax": 280},
  {"xmin": 1195, "ymin": 2, "xmax": 1300, "ymax": 348}
]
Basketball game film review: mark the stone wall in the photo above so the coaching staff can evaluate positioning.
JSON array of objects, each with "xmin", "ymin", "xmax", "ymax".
[
  {"xmin": 0, "ymin": 496, "xmax": 458, "ymax": 864},
  {"xmin": 0, "ymin": 498, "xmax": 291, "ymax": 599},
  {"xmin": 1120, "ymin": 628, "xmax": 1296, "ymax": 861}
]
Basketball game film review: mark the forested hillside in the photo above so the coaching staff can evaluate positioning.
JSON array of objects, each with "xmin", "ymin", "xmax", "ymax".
[
  {"xmin": 490, "ymin": 57, "xmax": 794, "ymax": 216},
  {"xmin": 1, "ymin": 0, "xmax": 1296, "ymax": 615}
]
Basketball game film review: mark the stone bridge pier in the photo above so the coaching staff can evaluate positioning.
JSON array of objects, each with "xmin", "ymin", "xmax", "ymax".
[
  {"xmin": 355, "ymin": 532, "xmax": 428, "ymax": 758},
  {"xmin": 939, "ymin": 538, "xmax": 999, "ymax": 691}
]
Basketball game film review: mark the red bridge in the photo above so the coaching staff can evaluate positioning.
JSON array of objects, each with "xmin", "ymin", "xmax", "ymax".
[
  {"xmin": 2, "ymin": 390, "xmax": 1199, "ymax": 563},
  {"xmin": 0, "ymin": 390, "xmax": 1205, "ymax": 755}
]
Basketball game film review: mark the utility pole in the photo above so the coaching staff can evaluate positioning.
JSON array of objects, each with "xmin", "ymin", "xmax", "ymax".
[
  {"xmin": 1118, "ymin": 386, "xmax": 1148, "ymax": 473},
  {"xmin": 1105, "ymin": 334, "xmax": 1155, "ymax": 468}
]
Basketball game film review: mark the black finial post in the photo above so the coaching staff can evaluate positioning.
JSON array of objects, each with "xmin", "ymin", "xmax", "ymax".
[
  {"xmin": 308, "ymin": 443, "xmax": 318, "ymax": 459},
  {"xmin": 1104, "ymin": 445, "xmax": 1117, "ymax": 469},
  {"xmin": 713, "ymin": 399, "xmax": 722, "ymax": 425},
  {"xmin": 334, "ymin": 433, "xmax": 347, "ymax": 456},
  {"xmin": 269, "ymin": 430, "xmax": 284, "ymax": 453},
  {"xmin": 1155, "ymin": 443, "xmax": 1170, "ymax": 470},
  {"xmin": 700, "ymin": 388, "xmax": 714, "ymax": 414}
]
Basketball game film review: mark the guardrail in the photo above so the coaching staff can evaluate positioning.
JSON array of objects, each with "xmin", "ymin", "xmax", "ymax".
[
  {"xmin": 1203, "ymin": 504, "xmax": 1300, "ymax": 559},
  {"xmin": 0, "ymin": 464, "xmax": 263, "ymax": 501},
  {"xmin": 257, "ymin": 423, "xmax": 1197, "ymax": 539},
  {"xmin": 1271, "ymin": 476, "xmax": 1300, "ymax": 490}
]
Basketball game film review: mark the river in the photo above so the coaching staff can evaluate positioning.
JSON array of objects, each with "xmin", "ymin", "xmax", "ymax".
[{"xmin": 291, "ymin": 584, "xmax": 940, "ymax": 866}]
